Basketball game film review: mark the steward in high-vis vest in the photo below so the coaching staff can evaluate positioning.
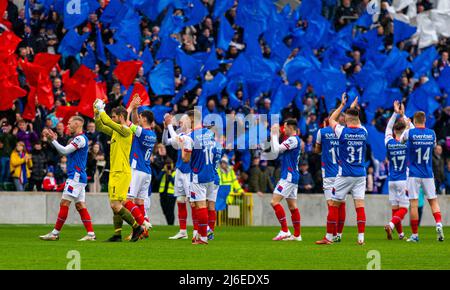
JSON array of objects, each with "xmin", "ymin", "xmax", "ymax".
[
  {"xmin": 159, "ymin": 159, "xmax": 176, "ymax": 225},
  {"xmin": 217, "ymin": 157, "xmax": 244, "ymax": 204}
]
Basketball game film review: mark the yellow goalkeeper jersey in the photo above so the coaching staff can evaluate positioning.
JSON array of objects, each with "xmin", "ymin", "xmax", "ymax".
[{"xmin": 94, "ymin": 111, "xmax": 132, "ymax": 173}]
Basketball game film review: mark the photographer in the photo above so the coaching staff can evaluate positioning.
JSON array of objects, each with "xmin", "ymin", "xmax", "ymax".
[{"xmin": 158, "ymin": 158, "xmax": 176, "ymax": 225}]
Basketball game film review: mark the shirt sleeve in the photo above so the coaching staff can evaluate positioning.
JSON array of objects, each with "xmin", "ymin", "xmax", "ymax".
[
  {"xmin": 182, "ymin": 136, "xmax": 193, "ymax": 152},
  {"xmin": 315, "ymin": 129, "xmax": 322, "ymax": 145},
  {"xmin": 52, "ymin": 140, "xmax": 77, "ymax": 155},
  {"xmin": 99, "ymin": 111, "xmax": 131, "ymax": 137},
  {"xmin": 71, "ymin": 136, "xmax": 86, "ymax": 149},
  {"xmin": 130, "ymin": 124, "xmax": 143, "ymax": 137},
  {"xmin": 399, "ymin": 129, "xmax": 409, "ymax": 143},
  {"xmin": 279, "ymin": 136, "xmax": 299, "ymax": 153},
  {"xmin": 334, "ymin": 124, "xmax": 345, "ymax": 139},
  {"xmin": 385, "ymin": 113, "xmax": 397, "ymax": 145}
]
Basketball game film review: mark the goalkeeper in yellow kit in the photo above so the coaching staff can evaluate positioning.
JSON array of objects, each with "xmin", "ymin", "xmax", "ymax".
[{"xmin": 93, "ymin": 99, "xmax": 146, "ymax": 242}]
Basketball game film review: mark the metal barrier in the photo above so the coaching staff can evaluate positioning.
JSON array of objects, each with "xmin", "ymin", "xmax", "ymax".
[{"xmin": 217, "ymin": 192, "xmax": 253, "ymax": 226}]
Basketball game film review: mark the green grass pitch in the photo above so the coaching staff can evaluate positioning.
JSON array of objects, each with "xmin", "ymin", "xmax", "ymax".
[{"xmin": 0, "ymin": 225, "xmax": 448, "ymax": 270}]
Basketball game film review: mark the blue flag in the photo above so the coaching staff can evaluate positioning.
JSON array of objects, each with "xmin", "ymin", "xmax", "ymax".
[
  {"xmin": 96, "ymin": 26, "xmax": 107, "ymax": 64},
  {"xmin": 355, "ymin": 12, "xmax": 373, "ymax": 28},
  {"xmin": 172, "ymin": 79, "xmax": 198, "ymax": 105},
  {"xmin": 175, "ymin": 48, "xmax": 202, "ymax": 79},
  {"xmin": 217, "ymin": 16, "xmax": 234, "ymax": 51},
  {"xmin": 63, "ymin": 0, "xmax": 90, "ymax": 29},
  {"xmin": 140, "ymin": 47, "xmax": 154, "ymax": 75},
  {"xmin": 406, "ymin": 79, "xmax": 442, "ymax": 117},
  {"xmin": 411, "ymin": 46, "xmax": 438, "ymax": 78},
  {"xmin": 366, "ymin": 125, "xmax": 386, "ymax": 161},
  {"xmin": 269, "ymin": 84, "xmax": 298, "ymax": 115},
  {"xmin": 25, "ymin": 0, "xmax": 31, "ymax": 25},
  {"xmin": 114, "ymin": 10, "xmax": 142, "ymax": 51},
  {"xmin": 160, "ymin": 7, "xmax": 185, "ymax": 38},
  {"xmin": 438, "ymin": 66, "xmax": 450, "ymax": 94},
  {"xmin": 58, "ymin": 30, "xmax": 89, "ymax": 57},
  {"xmin": 82, "ymin": 44, "xmax": 97, "ymax": 69},
  {"xmin": 184, "ymin": 0, "xmax": 208, "ymax": 26},
  {"xmin": 134, "ymin": 0, "xmax": 174, "ymax": 21},
  {"xmin": 284, "ymin": 56, "xmax": 315, "ymax": 84},
  {"xmin": 202, "ymin": 47, "xmax": 219, "ymax": 73},
  {"xmin": 156, "ymin": 36, "xmax": 180, "ymax": 60},
  {"xmin": 199, "ymin": 73, "xmax": 228, "ymax": 106},
  {"xmin": 381, "ymin": 47, "xmax": 410, "ymax": 84},
  {"xmin": 106, "ymin": 42, "xmax": 139, "ymax": 61},
  {"xmin": 100, "ymin": 0, "xmax": 125, "ymax": 24},
  {"xmin": 394, "ymin": 19, "xmax": 417, "ymax": 44},
  {"xmin": 140, "ymin": 105, "xmax": 172, "ymax": 124},
  {"xmin": 298, "ymin": 0, "xmax": 322, "ymax": 19},
  {"xmin": 304, "ymin": 13, "xmax": 331, "ymax": 49},
  {"xmin": 149, "ymin": 60, "xmax": 175, "ymax": 95},
  {"xmin": 213, "ymin": 0, "xmax": 234, "ymax": 19}
]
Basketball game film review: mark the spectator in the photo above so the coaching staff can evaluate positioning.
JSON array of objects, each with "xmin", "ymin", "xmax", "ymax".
[
  {"xmin": 54, "ymin": 155, "xmax": 68, "ymax": 186},
  {"xmin": 86, "ymin": 121, "xmax": 100, "ymax": 146},
  {"xmin": 159, "ymin": 158, "xmax": 176, "ymax": 225},
  {"xmin": 248, "ymin": 158, "xmax": 274, "ymax": 195},
  {"xmin": 444, "ymin": 159, "xmax": 450, "ymax": 195},
  {"xmin": 9, "ymin": 141, "xmax": 32, "ymax": 191},
  {"xmin": 298, "ymin": 161, "xmax": 315, "ymax": 193},
  {"xmin": 217, "ymin": 156, "xmax": 244, "ymax": 204},
  {"xmin": 13, "ymin": 120, "xmax": 38, "ymax": 153},
  {"xmin": 28, "ymin": 141, "xmax": 48, "ymax": 191},
  {"xmin": 433, "ymin": 145, "xmax": 445, "ymax": 194},
  {"xmin": 42, "ymin": 166, "xmax": 57, "ymax": 191},
  {"xmin": 151, "ymin": 143, "xmax": 171, "ymax": 192},
  {"xmin": 87, "ymin": 143, "xmax": 105, "ymax": 193},
  {"xmin": 55, "ymin": 122, "xmax": 69, "ymax": 145},
  {"xmin": 335, "ymin": 0, "xmax": 358, "ymax": 30},
  {"xmin": 0, "ymin": 121, "xmax": 16, "ymax": 188},
  {"xmin": 366, "ymin": 166, "xmax": 375, "ymax": 193}
]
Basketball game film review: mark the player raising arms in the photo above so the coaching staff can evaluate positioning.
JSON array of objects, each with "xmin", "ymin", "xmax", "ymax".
[
  {"xmin": 315, "ymin": 110, "xmax": 345, "ymax": 242},
  {"xmin": 181, "ymin": 110, "xmax": 217, "ymax": 245},
  {"xmin": 316, "ymin": 94, "xmax": 368, "ymax": 245},
  {"xmin": 93, "ymin": 99, "xmax": 145, "ymax": 242},
  {"xmin": 400, "ymin": 111, "xmax": 444, "ymax": 242},
  {"xmin": 123, "ymin": 96, "xmax": 156, "ymax": 240},
  {"xmin": 164, "ymin": 113, "xmax": 193, "ymax": 240},
  {"xmin": 384, "ymin": 101, "xmax": 410, "ymax": 240},
  {"xmin": 40, "ymin": 116, "xmax": 96, "ymax": 241},
  {"xmin": 264, "ymin": 119, "xmax": 302, "ymax": 242}
]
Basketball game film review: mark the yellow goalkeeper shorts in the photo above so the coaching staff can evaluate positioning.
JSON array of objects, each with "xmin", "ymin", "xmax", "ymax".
[{"xmin": 108, "ymin": 171, "xmax": 131, "ymax": 201}]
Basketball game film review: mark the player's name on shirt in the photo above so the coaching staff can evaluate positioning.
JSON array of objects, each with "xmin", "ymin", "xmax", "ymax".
[
  {"xmin": 343, "ymin": 133, "xmax": 367, "ymax": 140},
  {"xmin": 387, "ymin": 142, "xmax": 407, "ymax": 150},
  {"xmin": 324, "ymin": 132, "xmax": 338, "ymax": 140}
]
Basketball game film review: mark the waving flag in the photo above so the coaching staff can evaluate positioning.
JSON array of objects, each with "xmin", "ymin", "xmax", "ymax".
[
  {"xmin": 411, "ymin": 46, "xmax": 439, "ymax": 77},
  {"xmin": 198, "ymin": 73, "xmax": 228, "ymax": 106},
  {"xmin": 213, "ymin": 0, "xmax": 234, "ymax": 19},
  {"xmin": 217, "ymin": 16, "xmax": 235, "ymax": 51},
  {"xmin": 269, "ymin": 84, "xmax": 298, "ymax": 115},
  {"xmin": 33, "ymin": 53, "xmax": 61, "ymax": 74},
  {"xmin": 155, "ymin": 36, "xmax": 180, "ymax": 60},
  {"xmin": 100, "ymin": 0, "xmax": 124, "ymax": 24},
  {"xmin": 438, "ymin": 66, "xmax": 450, "ymax": 94},
  {"xmin": 184, "ymin": 0, "xmax": 208, "ymax": 26},
  {"xmin": 366, "ymin": 125, "xmax": 386, "ymax": 161},
  {"xmin": 140, "ymin": 47, "xmax": 154, "ymax": 75},
  {"xmin": 394, "ymin": 19, "xmax": 417, "ymax": 44},
  {"xmin": 142, "ymin": 105, "xmax": 172, "ymax": 124},
  {"xmin": 123, "ymin": 82, "xmax": 151, "ymax": 108},
  {"xmin": 172, "ymin": 79, "xmax": 198, "ymax": 105},
  {"xmin": 175, "ymin": 48, "xmax": 202, "ymax": 79},
  {"xmin": 113, "ymin": 60, "xmax": 143, "ymax": 89},
  {"xmin": 380, "ymin": 47, "xmax": 410, "ymax": 84},
  {"xmin": 149, "ymin": 60, "xmax": 174, "ymax": 95},
  {"xmin": 96, "ymin": 25, "xmax": 107, "ymax": 63},
  {"xmin": 81, "ymin": 44, "xmax": 97, "ymax": 70},
  {"xmin": 63, "ymin": 0, "xmax": 90, "ymax": 29},
  {"xmin": 58, "ymin": 30, "xmax": 89, "ymax": 57},
  {"xmin": 114, "ymin": 10, "xmax": 142, "ymax": 52},
  {"xmin": 106, "ymin": 41, "xmax": 139, "ymax": 61},
  {"xmin": 405, "ymin": 79, "xmax": 441, "ymax": 118},
  {"xmin": 160, "ymin": 7, "xmax": 185, "ymax": 38}
]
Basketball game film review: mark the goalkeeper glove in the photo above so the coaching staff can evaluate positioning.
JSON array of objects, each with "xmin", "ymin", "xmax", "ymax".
[{"xmin": 94, "ymin": 99, "xmax": 105, "ymax": 112}]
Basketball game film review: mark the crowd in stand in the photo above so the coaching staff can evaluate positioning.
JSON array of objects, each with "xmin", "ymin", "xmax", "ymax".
[{"xmin": 0, "ymin": 0, "xmax": 450, "ymax": 197}]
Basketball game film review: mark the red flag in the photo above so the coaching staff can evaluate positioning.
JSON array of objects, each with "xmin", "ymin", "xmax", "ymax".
[
  {"xmin": 33, "ymin": 53, "xmax": 61, "ymax": 75},
  {"xmin": 126, "ymin": 82, "xmax": 151, "ymax": 108},
  {"xmin": 22, "ymin": 87, "xmax": 37, "ymax": 121},
  {"xmin": 37, "ymin": 74, "xmax": 54, "ymax": 110},
  {"xmin": 113, "ymin": 60, "xmax": 143, "ymax": 89},
  {"xmin": 0, "ymin": 30, "xmax": 21, "ymax": 60},
  {"xmin": 21, "ymin": 61, "xmax": 44, "ymax": 87},
  {"xmin": 0, "ymin": 79, "xmax": 27, "ymax": 111},
  {"xmin": 78, "ymin": 79, "xmax": 105, "ymax": 118},
  {"xmin": 56, "ymin": 105, "xmax": 79, "ymax": 125},
  {"xmin": 63, "ymin": 65, "xmax": 97, "ymax": 102},
  {"xmin": 0, "ymin": 0, "xmax": 7, "ymax": 19}
]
